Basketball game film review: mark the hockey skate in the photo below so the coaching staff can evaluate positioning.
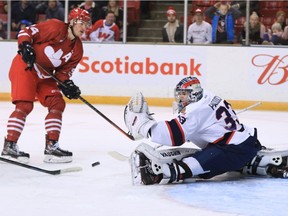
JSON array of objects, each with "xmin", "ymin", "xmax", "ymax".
[
  {"xmin": 1, "ymin": 138, "xmax": 30, "ymax": 164},
  {"xmin": 242, "ymin": 147, "xmax": 288, "ymax": 179},
  {"xmin": 44, "ymin": 136, "xmax": 72, "ymax": 163}
]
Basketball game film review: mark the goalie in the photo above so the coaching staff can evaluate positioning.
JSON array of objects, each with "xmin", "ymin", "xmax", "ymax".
[{"xmin": 124, "ymin": 76, "xmax": 288, "ymax": 185}]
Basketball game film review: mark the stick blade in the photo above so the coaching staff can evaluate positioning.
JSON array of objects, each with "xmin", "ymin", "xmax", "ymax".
[
  {"xmin": 59, "ymin": 166, "xmax": 83, "ymax": 174},
  {"xmin": 108, "ymin": 151, "xmax": 128, "ymax": 161}
]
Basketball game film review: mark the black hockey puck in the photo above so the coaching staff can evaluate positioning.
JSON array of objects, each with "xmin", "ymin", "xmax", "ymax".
[{"xmin": 92, "ymin": 161, "xmax": 100, "ymax": 167}]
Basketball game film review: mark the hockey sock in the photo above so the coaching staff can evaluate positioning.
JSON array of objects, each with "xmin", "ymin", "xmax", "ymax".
[{"xmin": 6, "ymin": 102, "xmax": 33, "ymax": 142}]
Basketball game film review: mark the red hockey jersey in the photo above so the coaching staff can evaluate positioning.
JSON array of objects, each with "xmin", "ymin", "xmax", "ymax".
[{"xmin": 17, "ymin": 19, "xmax": 83, "ymax": 81}]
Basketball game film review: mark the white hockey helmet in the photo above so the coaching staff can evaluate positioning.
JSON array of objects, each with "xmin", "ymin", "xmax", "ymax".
[{"xmin": 175, "ymin": 76, "xmax": 203, "ymax": 111}]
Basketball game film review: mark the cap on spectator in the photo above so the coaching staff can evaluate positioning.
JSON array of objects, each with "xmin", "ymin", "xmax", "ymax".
[
  {"xmin": 167, "ymin": 6, "xmax": 176, "ymax": 16},
  {"xmin": 194, "ymin": 8, "xmax": 203, "ymax": 15}
]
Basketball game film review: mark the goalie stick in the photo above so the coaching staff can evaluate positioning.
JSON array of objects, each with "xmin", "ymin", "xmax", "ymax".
[
  {"xmin": 35, "ymin": 63, "xmax": 134, "ymax": 141},
  {"xmin": 108, "ymin": 151, "xmax": 129, "ymax": 161},
  {"xmin": 0, "ymin": 157, "xmax": 82, "ymax": 175}
]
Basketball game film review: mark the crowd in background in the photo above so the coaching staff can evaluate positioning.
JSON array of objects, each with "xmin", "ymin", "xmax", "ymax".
[
  {"xmin": 0, "ymin": 0, "xmax": 287, "ymax": 45},
  {"xmin": 162, "ymin": 1, "xmax": 288, "ymax": 45}
]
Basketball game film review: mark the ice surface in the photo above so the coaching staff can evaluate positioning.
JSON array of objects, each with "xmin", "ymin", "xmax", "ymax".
[{"xmin": 0, "ymin": 101, "xmax": 287, "ymax": 216}]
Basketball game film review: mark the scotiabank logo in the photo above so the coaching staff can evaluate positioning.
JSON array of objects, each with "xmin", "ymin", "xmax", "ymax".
[
  {"xmin": 252, "ymin": 54, "xmax": 288, "ymax": 85},
  {"xmin": 79, "ymin": 56, "xmax": 202, "ymax": 75}
]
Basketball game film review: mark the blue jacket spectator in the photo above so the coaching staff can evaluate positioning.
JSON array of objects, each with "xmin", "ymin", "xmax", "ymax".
[{"xmin": 205, "ymin": 2, "xmax": 241, "ymax": 44}]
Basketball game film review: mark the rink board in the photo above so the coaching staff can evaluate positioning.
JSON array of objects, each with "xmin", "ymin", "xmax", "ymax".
[{"xmin": 0, "ymin": 41, "xmax": 287, "ymax": 110}]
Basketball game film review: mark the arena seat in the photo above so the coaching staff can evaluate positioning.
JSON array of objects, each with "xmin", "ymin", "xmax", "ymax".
[
  {"xmin": 259, "ymin": 1, "xmax": 285, "ymax": 9},
  {"xmin": 10, "ymin": 31, "xmax": 18, "ymax": 39},
  {"xmin": 119, "ymin": 0, "xmax": 140, "ymax": 25},
  {"xmin": 259, "ymin": 9, "xmax": 280, "ymax": 18},
  {"xmin": 260, "ymin": 16, "xmax": 275, "ymax": 30},
  {"xmin": 258, "ymin": 1, "xmax": 286, "ymax": 19},
  {"xmin": 0, "ymin": 13, "xmax": 7, "ymax": 22},
  {"xmin": 180, "ymin": 15, "xmax": 194, "ymax": 26},
  {"xmin": 192, "ymin": 0, "xmax": 215, "ymax": 8},
  {"xmin": 0, "ymin": 1, "xmax": 4, "ymax": 13}
]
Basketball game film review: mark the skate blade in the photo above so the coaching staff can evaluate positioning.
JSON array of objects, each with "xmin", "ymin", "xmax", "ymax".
[
  {"xmin": 0, "ymin": 155, "xmax": 29, "ymax": 164},
  {"xmin": 43, "ymin": 155, "xmax": 72, "ymax": 163}
]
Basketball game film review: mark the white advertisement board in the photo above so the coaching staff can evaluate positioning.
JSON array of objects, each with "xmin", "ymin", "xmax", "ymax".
[{"xmin": 0, "ymin": 42, "xmax": 287, "ymax": 104}]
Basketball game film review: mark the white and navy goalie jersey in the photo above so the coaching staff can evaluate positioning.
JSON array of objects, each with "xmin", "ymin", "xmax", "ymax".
[{"xmin": 150, "ymin": 90, "xmax": 255, "ymax": 149}]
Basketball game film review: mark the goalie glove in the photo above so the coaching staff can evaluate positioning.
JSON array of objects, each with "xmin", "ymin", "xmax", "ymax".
[{"xmin": 124, "ymin": 92, "xmax": 156, "ymax": 140}]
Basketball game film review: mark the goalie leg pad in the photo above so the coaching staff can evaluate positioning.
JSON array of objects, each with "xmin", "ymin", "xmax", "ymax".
[
  {"xmin": 135, "ymin": 142, "xmax": 200, "ymax": 164},
  {"xmin": 164, "ymin": 159, "xmax": 193, "ymax": 183},
  {"xmin": 242, "ymin": 148, "xmax": 288, "ymax": 177},
  {"xmin": 130, "ymin": 143, "xmax": 198, "ymax": 185}
]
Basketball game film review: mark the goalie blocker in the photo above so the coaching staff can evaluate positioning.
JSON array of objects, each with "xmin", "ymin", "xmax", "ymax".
[{"xmin": 130, "ymin": 143, "xmax": 288, "ymax": 185}]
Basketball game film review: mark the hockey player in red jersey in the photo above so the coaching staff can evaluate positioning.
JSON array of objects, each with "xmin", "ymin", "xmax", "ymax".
[
  {"xmin": 124, "ymin": 77, "xmax": 288, "ymax": 185},
  {"xmin": 1, "ymin": 8, "xmax": 91, "ymax": 163}
]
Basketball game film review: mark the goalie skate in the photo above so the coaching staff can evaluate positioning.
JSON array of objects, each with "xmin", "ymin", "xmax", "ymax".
[
  {"xmin": 242, "ymin": 147, "xmax": 288, "ymax": 178},
  {"xmin": 130, "ymin": 150, "xmax": 163, "ymax": 185}
]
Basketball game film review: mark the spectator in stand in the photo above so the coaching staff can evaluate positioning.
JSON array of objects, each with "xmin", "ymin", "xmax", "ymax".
[
  {"xmin": 0, "ymin": 19, "xmax": 7, "ymax": 40},
  {"xmin": 69, "ymin": 1, "xmax": 107, "ymax": 10},
  {"xmin": 15, "ymin": 19, "xmax": 32, "ymax": 38},
  {"xmin": 45, "ymin": 0, "xmax": 65, "ymax": 21},
  {"xmin": 101, "ymin": 0, "xmax": 123, "ymax": 30},
  {"xmin": 162, "ymin": 6, "xmax": 183, "ymax": 43},
  {"xmin": 79, "ymin": 0, "xmax": 102, "ymax": 25},
  {"xmin": 0, "ymin": 1, "xmax": 8, "ymax": 13},
  {"xmin": 239, "ymin": 11, "xmax": 266, "ymax": 45},
  {"xmin": 85, "ymin": 11, "xmax": 120, "ymax": 43},
  {"xmin": 69, "ymin": 1, "xmax": 83, "ymax": 10},
  {"xmin": 205, "ymin": 1, "xmax": 241, "ymax": 44},
  {"xmin": 11, "ymin": 0, "xmax": 36, "ymax": 31},
  {"xmin": 18, "ymin": 19, "xmax": 32, "ymax": 30},
  {"xmin": 274, "ymin": 10, "xmax": 287, "ymax": 31},
  {"xmin": 187, "ymin": 9, "xmax": 212, "ymax": 44},
  {"xmin": 35, "ymin": 1, "xmax": 48, "ymax": 14},
  {"xmin": 269, "ymin": 22, "xmax": 288, "ymax": 45}
]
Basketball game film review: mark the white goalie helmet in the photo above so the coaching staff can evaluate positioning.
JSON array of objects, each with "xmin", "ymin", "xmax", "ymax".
[{"xmin": 175, "ymin": 76, "xmax": 203, "ymax": 111}]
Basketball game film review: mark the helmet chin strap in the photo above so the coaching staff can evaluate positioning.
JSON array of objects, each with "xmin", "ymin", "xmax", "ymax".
[{"xmin": 69, "ymin": 20, "xmax": 78, "ymax": 38}]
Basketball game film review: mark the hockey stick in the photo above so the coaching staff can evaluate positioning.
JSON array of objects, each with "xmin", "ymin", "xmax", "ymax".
[
  {"xmin": 108, "ymin": 151, "xmax": 129, "ymax": 161},
  {"xmin": 34, "ymin": 63, "xmax": 134, "ymax": 141},
  {"xmin": 0, "ymin": 157, "xmax": 82, "ymax": 175},
  {"xmin": 236, "ymin": 102, "xmax": 262, "ymax": 115}
]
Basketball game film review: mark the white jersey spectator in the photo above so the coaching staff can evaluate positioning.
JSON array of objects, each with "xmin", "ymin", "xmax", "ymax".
[
  {"xmin": 187, "ymin": 9, "xmax": 212, "ymax": 44},
  {"xmin": 86, "ymin": 11, "xmax": 120, "ymax": 43}
]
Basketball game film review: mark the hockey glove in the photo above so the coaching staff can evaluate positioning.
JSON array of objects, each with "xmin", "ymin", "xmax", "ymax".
[
  {"xmin": 18, "ymin": 41, "xmax": 36, "ymax": 71},
  {"xmin": 59, "ymin": 80, "xmax": 81, "ymax": 100},
  {"xmin": 124, "ymin": 92, "xmax": 156, "ymax": 140}
]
